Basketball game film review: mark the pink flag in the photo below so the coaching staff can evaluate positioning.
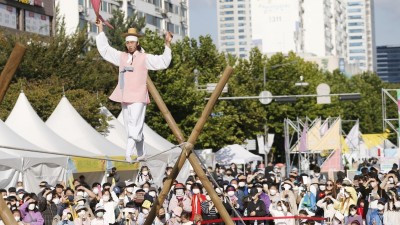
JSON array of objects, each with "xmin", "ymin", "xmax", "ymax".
[
  {"xmin": 299, "ymin": 122, "xmax": 308, "ymax": 152},
  {"xmin": 90, "ymin": 0, "xmax": 114, "ymax": 29},
  {"xmin": 321, "ymin": 149, "xmax": 342, "ymax": 172}
]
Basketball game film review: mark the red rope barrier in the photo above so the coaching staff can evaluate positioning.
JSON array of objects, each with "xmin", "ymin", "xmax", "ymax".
[{"xmin": 201, "ymin": 215, "xmax": 326, "ymax": 224}]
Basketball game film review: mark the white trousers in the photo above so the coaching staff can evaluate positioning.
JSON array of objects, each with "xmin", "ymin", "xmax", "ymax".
[{"xmin": 122, "ymin": 102, "xmax": 146, "ymax": 158}]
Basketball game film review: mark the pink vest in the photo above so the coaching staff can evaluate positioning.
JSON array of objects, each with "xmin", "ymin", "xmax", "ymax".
[{"xmin": 109, "ymin": 52, "xmax": 150, "ymax": 104}]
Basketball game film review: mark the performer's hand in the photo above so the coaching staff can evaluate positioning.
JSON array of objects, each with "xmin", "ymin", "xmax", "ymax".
[
  {"xmin": 165, "ymin": 31, "xmax": 173, "ymax": 47},
  {"xmin": 96, "ymin": 19, "xmax": 103, "ymax": 33}
]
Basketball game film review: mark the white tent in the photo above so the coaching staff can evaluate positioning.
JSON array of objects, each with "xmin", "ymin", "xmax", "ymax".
[
  {"xmin": 0, "ymin": 119, "xmax": 67, "ymax": 192},
  {"xmin": 46, "ymin": 96, "xmax": 125, "ymax": 157},
  {"xmin": 116, "ymin": 112, "xmax": 190, "ymax": 187},
  {"xmin": 215, "ymin": 144, "xmax": 263, "ymax": 165},
  {"xmin": 6, "ymin": 92, "xmax": 95, "ymax": 157}
]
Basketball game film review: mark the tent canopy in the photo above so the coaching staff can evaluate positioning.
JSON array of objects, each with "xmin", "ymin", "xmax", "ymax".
[{"xmin": 215, "ymin": 144, "xmax": 262, "ymax": 164}]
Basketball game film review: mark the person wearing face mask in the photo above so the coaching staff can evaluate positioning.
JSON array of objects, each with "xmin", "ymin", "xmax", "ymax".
[
  {"xmin": 334, "ymin": 180, "xmax": 358, "ymax": 219},
  {"xmin": 256, "ymin": 182, "xmax": 271, "ymax": 216},
  {"xmin": 200, "ymin": 194, "xmax": 218, "ymax": 221},
  {"xmin": 225, "ymin": 185, "xmax": 243, "ymax": 215},
  {"xmin": 345, "ymin": 205, "xmax": 363, "ymax": 225},
  {"xmin": 298, "ymin": 185, "xmax": 316, "ymax": 215},
  {"xmin": 223, "ymin": 169, "xmax": 235, "ymax": 182},
  {"xmin": 38, "ymin": 189, "xmax": 59, "ymax": 225},
  {"xmin": 190, "ymin": 183, "xmax": 206, "ymax": 221},
  {"xmin": 146, "ymin": 187, "xmax": 157, "ymax": 202},
  {"xmin": 12, "ymin": 209, "xmax": 24, "ymax": 225},
  {"xmin": 230, "ymin": 179, "xmax": 245, "ymax": 210},
  {"xmin": 380, "ymin": 172, "xmax": 398, "ymax": 191},
  {"xmin": 245, "ymin": 188, "xmax": 267, "ymax": 225},
  {"xmin": 383, "ymin": 195, "xmax": 400, "ymax": 225},
  {"xmin": 137, "ymin": 200, "xmax": 152, "ymax": 225},
  {"xmin": 56, "ymin": 209, "xmax": 74, "ymax": 225},
  {"xmin": 268, "ymin": 185, "xmax": 280, "ymax": 204},
  {"xmin": 269, "ymin": 200, "xmax": 295, "ymax": 225},
  {"xmin": 38, "ymin": 181, "xmax": 49, "ymax": 198},
  {"xmin": 280, "ymin": 180, "xmax": 298, "ymax": 215},
  {"xmin": 91, "ymin": 204, "xmax": 107, "ymax": 225},
  {"xmin": 168, "ymin": 183, "xmax": 192, "ymax": 214},
  {"xmin": 74, "ymin": 196, "xmax": 95, "ymax": 219},
  {"xmin": 154, "ymin": 208, "xmax": 166, "ymax": 225},
  {"xmin": 124, "ymin": 182, "xmax": 136, "ymax": 204},
  {"xmin": 19, "ymin": 198, "xmax": 45, "ymax": 225},
  {"xmin": 100, "ymin": 189, "xmax": 119, "ymax": 225},
  {"xmin": 368, "ymin": 200, "xmax": 385, "ymax": 225},
  {"xmin": 359, "ymin": 175, "xmax": 388, "ymax": 225},
  {"xmin": 237, "ymin": 175, "xmax": 249, "ymax": 195},
  {"xmin": 310, "ymin": 166, "xmax": 326, "ymax": 184},
  {"xmin": 167, "ymin": 207, "xmax": 182, "ymax": 225},
  {"xmin": 316, "ymin": 195, "xmax": 338, "ymax": 222},
  {"xmin": 136, "ymin": 166, "xmax": 154, "ymax": 186},
  {"xmin": 74, "ymin": 205, "xmax": 91, "ymax": 225}
]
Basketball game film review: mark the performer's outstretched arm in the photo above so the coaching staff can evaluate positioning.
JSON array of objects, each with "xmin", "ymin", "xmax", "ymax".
[
  {"xmin": 146, "ymin": 32, "xmax": 173, "ymax": 70},
  {"xmin": 95, "ymin": 21, "xmax": 121, "ymax": 66}
]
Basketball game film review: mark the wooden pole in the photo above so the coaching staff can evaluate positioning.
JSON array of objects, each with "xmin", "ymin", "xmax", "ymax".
[
  {"xmin": 0, "ymin": 197, "xmax": 18, "ymax": 225},
  {"xmin": 0, "ymin": 43, "xmax": 26, "ymax": 103},
  {"xmin": 144, "ymin": 66, "xmax": 234, "ymax": 225},
  {"xmin": 0, "ymin": 43, "xmax": 26, "ymax": 225}
]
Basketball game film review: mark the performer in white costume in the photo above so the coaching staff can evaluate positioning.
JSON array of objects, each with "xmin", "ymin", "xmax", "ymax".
[{"xmin": 95, "ymin": 21, "xmax": 173, "ymax": 162}]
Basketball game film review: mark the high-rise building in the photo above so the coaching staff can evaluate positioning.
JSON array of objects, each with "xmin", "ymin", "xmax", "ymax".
[
  {"xmin": 57, "ymin": 0, "xmax": 189, "ymax": 41},
  {"xmin": 346, "ymin": 0, "xmax": 376, "ymax": 71},
  {"xmin": 376, "ymin": 45, "xmax": 400, "ymax": 82},
  {"xmin": 0, "ymin": 0, "xmax": 55, "ymax": 36},
  {"xmin": 218, "ymin": 0, "xmax": 375, "ymax": 73},
  {"xmin": 216, "ymin": 0, "xmax": 252, "ymax": 58}
]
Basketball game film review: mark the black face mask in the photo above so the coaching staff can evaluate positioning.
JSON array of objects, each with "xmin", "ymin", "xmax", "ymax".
[{"xmin": 158, "ymin": 214, "xmax": 165, "ymax": 220}]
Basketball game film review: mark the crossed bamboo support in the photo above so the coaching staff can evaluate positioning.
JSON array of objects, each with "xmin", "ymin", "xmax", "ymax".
[
  {"xmin": 0, "ymin": 43, "xmax": 26, "ymax": 225},
  {"xmin": 143, "ymin": 66, "xmax": 234, "ymax": 225}
]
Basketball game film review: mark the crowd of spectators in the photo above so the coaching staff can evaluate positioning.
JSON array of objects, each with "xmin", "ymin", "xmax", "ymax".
[{"xmin": 1, "ymin": 158, "xmax": 400, "ymax": 225}]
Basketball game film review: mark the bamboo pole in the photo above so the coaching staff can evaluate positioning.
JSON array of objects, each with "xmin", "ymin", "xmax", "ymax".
[
  {"xmin": 0, "ymin": 43, "xmax": 26, "ymax": 103},
  {"xmin": 144, "ymin": 66, "xmax": 234, "ymax": 225}
]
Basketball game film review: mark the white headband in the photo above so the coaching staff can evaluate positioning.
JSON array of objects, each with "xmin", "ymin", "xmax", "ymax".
[{"xmin": 125, "ymin": 36, "xmax": 138, "ymax": 42}]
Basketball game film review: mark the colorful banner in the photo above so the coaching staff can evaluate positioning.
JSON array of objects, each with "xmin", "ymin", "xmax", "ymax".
[{"xmin": 71, "ymin": 157, "xmax": 138, "ymax": 173}]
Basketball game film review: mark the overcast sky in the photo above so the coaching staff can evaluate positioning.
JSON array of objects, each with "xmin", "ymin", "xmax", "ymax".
[{"xmin": 189, "ymin": 0, "xmax": 400, "ymax": 46}]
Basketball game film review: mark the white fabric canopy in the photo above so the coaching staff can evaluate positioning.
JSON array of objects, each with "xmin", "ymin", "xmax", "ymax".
[
  {"xmin": 6, "ymin": 92, "xmax": 95, "ymax": 157},
  {"xmin": 46, "ymin": 96, "xmax": 125, "ymax": 156},
  {"xmin": 215, "ymin": 144, "xmax": 263, "ymax": 164}
]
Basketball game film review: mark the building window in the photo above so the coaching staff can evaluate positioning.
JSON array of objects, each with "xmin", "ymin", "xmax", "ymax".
[
  {"xmin": 348, "ymin": 2, "xmax": 363, "ymax": 6},
  {"xmin": 350, "ymin": 56, "xmax": 366, "ymax": 60},
  {"xmin": 349, "ymin": 29, "xmax": 363, "ymax": 33},
  {"xmin": 348, "ymin": 22, "xmax": 364, "ymax": 26},
  {"xmin": 221, "ymin": 11, "xmax": 234, "ymax": 15},
  {"xmin": 224, "ymin": 17, "xmax": 234, "ymax": 21},
  {"xmin": 349, "ymin": 36, "xmax": 362, "ymax": 40},
  {"xmin": 240, "ymin": 54, "xmax": 247, "ymax": 58},
  {"xmin": 238, "ymin": 22, "xmax": 246, "ymax": 26},
  {"xmin": 238, "ymin": 10, "xmax": 245, "ymax": 14},
  {"xmin": 238, "ymin": 4, "xmax": 245, "ymax": 8},
  {"xmin": 348, "ymin": 15, "xmax": 362, "ymax": 20},
  {"xmin": 349, "ymin": 42, "xmax": 363, "ymax": 46},
  {"xmin": 223, "ymin": 29, "xmax": 234, "ymax": 34},
  {"xmin": 238, "ymin": 29, "xmax": 244, "ymax": 33},
  {"xmin": 239, "ymin": 41, "xmax": 247, "ymax": 45},
  {"xmin": 350, "ymin": 49, "xmax": 365, "ymax": 53},
  {"xmin": 226, "ymin": 48, "xmax": 235, "ymax": 52},
  {"xmin": 239, "ymin": 48, "xmax": 246, "ymax": 51},
  {"xmin": 221, "ymin": 23, "xmax": 234, "ymax": 28},
  {"xmin": 238, "ymin": 35, "xmax": 246, "ymax": 39},
  {"xmin": 348, "ymin": 8, "xmax": 362, "ymax": 13}
]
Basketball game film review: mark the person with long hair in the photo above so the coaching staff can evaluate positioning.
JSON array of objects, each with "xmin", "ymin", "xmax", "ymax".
[
  {"xmin": 136, "ymin": 166, "xmax": 153, "ymax": 186},
  {"xmin": 383, "ymin": 190, "xmax": 400, "ymax": 225},
  {"xmin": 345, "ymin": 205, "xmax": 363, "ymax": 225},
  {"xmin": 190, "ymin": 183, "xmax": 206, "ymax": 221}
]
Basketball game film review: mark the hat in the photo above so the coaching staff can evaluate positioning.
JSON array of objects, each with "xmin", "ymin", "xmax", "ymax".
[
  {"xmin": 94, "ymin": 204, "xmax": 106, "ymax": 213},
  {"xmin": 75, "ymin": 196, "xmax": 87, "ymax": 203},
  {"xmin": 283, "ymin": 180, "xmax": 294, "ymax": 188},
  {"xmin": 125, "ymin": 180, "xmax": 136, "ymax": 187},
  {"xmin": 250, "ymin": 188, "xmax": 259, "ymax": 197},
  {"xmin": 175, "ymin": 183, "xmax": 185, "ymax": 189},
  {"xmin": 122, "ymin": 28, "xmax": 144, "ymax": 38},
  {"xmin": 142, "ymin": 200, "xmax": 152, "ymax": 209},
  {"xmin": 254, "ymin": 183, "xmax": 262, "ymax": 188},
  {"xmin": 75, "ymin": 205, "xmax": 87, "ymax": 212},
  {"xmin": 319, "ymin": 179, "xmax": 327, "ymax": 185},
  {"xmin": 342, "ymin": 179, "xmax": 352, "ymax": 186},
  {"xmin": 172, "ymin": 207, "xmax": 183, "ymax": 217},
  {"xmin": 17, "ymin": 189, "xmax": 26, "ymax": 194}
]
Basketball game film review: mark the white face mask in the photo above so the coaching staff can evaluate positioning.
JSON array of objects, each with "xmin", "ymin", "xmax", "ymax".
[
  {"xmin": 96, "ymin": 212, "xmax": 104, "ymax": 218},
  {"xmin": 215, "ymin": 188, "xmax": 222, "ymax": 194},
  {"xmin": 14, "ymin": 217, "xmax": 20, "ymax": 222},
  {"xmin": 52, "ymin": 198, "xmax": 60, "ymax": 204},
  {"xmin": 103, "ymin": 195, "xmax": 110, "ymax": 202},
  {"xmin": 395, "ymin": 201, "xmax": 400, "ymax": 208},
  {"xmin": 46, "ymin": 194, "xmax": 53, "ymax": 201},
  {"xmin": 176, "ymin": 189, "xmax": 184, "ymax": 196},
  {"xmin": 93, "ymin": 188, "xmax": 99, "ymax": 195},
  {"xmin": 78, "ymin": 211, "xmax": 86, "ymax": 217},
  {"xmin": 269, "ymin": 189, "xmax": 277, "ymax": 196},
  {"xmin": 127, "ymin": 187, "xmax": 134, "ymax": 193},
  {"xmin": 77, "ymin": 191, "xmax": 84, "ymax": 197},
  {"xmin": 227, "ymin": 191, "xmax": 235, "ymax": 197},
  {"xmin": 377, "ymin": 204, "xmax": 384, "ymax": 211},
  {"xmin": 314, "ymin": 173, "xmax": 320, "ymax": 178},
  {"xmin": 319, "ymin": 185, "xmax": 326, "ymax": 191},
  {"xmin": 239, "ymin": 182, "xmax": 246, "ymax": 187},
  {"xmin": 28, "ymin": 204, "xmax": 36, "ymax": 211},
  {"xmin": 257, "ymin": 188, "xmax": 263, "ymax": 193},
  {"xmin": 283, "ymin": 184, "xmax": 291, "ymax": 190},
  {"xmin": 206, "ymin": 195, "xmax": 211, "ymax": 201},
  {"xmin": 143, "ymin": 188, "xmax": 149, "ymax": 193},
  {"xmin": 18, "ymin": 194, "xmax": 24, "ymax": 199},
  {"xmin": 186, "ymin": 185, "xmax": 192, "ymax": 190},
  {"xmin": 149, "ymin": 191, "xmax": 156, "ymax": 197},
  {"xmin": 192, "ymin": 189, "xmax": 200, "ymax": 194},
  {"xmin": 389, "ymin": 178, "xmax": 394, "ymax": 183},
  {"xmin": 350, "ymin": 210, "xmax": 357, "ymax": 216},
  {"xmin": 142, "ymin": 171, "xmax": 149, "ymax": 175},
  {"xmin": 277, "ymin": 206, "xmax": 283, "ymax": 211},
  {"xmin": 78, "ymin": 200, "xmax": 85, "ymax": 206},
  {"xmin": 142, "ymin": 209, "xmax": 149, "ymax": 214}
]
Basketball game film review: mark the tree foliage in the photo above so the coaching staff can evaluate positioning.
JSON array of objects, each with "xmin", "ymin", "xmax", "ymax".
[{"xmin": 1, "ymin": 11, "xmax": 399, "ymax": 161}]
